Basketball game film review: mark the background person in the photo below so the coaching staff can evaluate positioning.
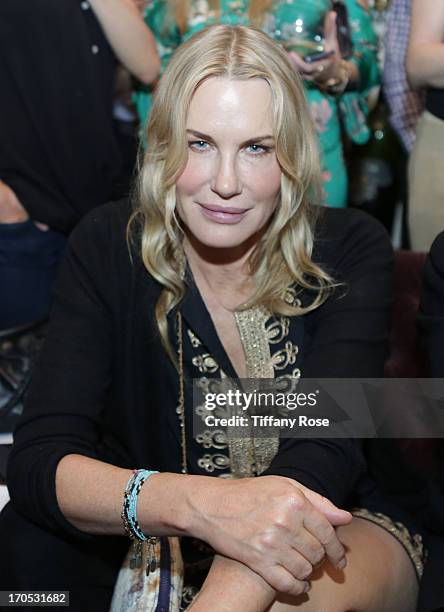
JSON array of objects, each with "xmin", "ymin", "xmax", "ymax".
[
  {"xmin": 406, "ymin": 0, "xmax": 444, "ymax": 252},
  {"xmin": 0, "ymin": 0, "xmax": 160, "ymax": 330},
  {"xmin": 417, "ymin": 231, "xmax": 444, "ymax": 612},
  {"xmin": 383, "ymin": 0, "xmax": 425, "ymax": 154}
]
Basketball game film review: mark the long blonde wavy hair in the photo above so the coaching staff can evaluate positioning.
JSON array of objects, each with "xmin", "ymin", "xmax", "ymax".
[{"xmin": 130, "ymin": 24, "xmax": 335, "ymax": 361}]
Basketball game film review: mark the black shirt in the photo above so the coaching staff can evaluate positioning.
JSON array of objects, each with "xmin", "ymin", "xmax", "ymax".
[
  {"xmin": 0, "ymin": 0, "xmax": 122, "ymax": 233},
  {"xmin": 2, "ymin": 201, "xmax": 394, "ymax": 608},
  {"xmin": 7, "ymin": 199, "xmax": 394, "ymax": 531}
]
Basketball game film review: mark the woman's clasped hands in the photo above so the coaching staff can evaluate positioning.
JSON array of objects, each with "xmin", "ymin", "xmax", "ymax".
[{"xmin": 185, "ymin": 474, "xmax": 352, "ymax": 596}]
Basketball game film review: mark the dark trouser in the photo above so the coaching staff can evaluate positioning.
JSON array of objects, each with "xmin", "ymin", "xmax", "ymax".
[{"xmin": 0, "ymin": 221, "xmax": 66, "ymax": 329}]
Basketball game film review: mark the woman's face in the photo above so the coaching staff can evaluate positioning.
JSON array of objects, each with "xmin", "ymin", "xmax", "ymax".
[{"xmin": 176, "ymin": 77, "xmax": 282, "ymax": 253}]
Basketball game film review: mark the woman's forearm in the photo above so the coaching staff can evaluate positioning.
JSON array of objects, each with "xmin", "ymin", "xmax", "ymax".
[
  {"xmin": 55, "ymin": 455, "xmax": 286, "ymax": 611},
  {"xmin": 55, "ymin": 454, "xmax": 193, "ymax": 535},
  {"xmin": 88, "ymin": 0, "xmax": 160, "ymax": 84},
  {"xmin": 56, "ymin": 455, "xmax": 347, "ymax": 599},
  {"xmin": 188, "ymin": 555, "xmax": 277, "ymax": 612}
]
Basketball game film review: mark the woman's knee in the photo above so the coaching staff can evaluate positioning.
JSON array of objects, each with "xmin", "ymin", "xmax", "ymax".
[{"xmin": 270, "ymin": 518, "xmax": 418, "ymax": 612}]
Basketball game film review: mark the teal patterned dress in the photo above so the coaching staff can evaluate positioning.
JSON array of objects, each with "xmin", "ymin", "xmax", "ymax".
[{"xmin": 135, "ymin": 0, "xmax": 379, "ymax": 207}]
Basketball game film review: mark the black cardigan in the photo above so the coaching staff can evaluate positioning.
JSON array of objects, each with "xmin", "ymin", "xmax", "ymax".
[{"xmin": 1, "ymin": 200, "xmax": 393, "ymax": 608}]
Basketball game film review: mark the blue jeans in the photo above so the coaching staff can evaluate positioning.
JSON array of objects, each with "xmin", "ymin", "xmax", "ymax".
[{"xmin": 0, "ymin": 220, "xmax": 66, "ymax": 329}]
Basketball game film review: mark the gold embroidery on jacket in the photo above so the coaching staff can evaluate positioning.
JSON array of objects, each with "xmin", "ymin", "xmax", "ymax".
[
  {"xmin": 191, "ymin": 354, "xmax": 219, "ymax": 374},
  {"xmin": 271, "ymin": 340, "xmax": 299, "ymax": 371},
  {"xmin": 232, "ymin": 308, "xmax": 278, "ymax": 477},
  {"xmin": 187, "ymin": 328, "xmax": 202, "ymax": 348},
  {"xmin": 197, "ymin": 453, "xmax": 230, "ymax": 473},
  {"xmin": 189, "ymin": 305, "xmax": 300, "ymax": 478}
]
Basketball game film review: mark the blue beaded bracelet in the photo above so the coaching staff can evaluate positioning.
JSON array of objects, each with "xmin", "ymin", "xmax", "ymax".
[
  {"xmin": 121, "ymin": 469, "xmax": 160, "ymax": 572},
  {"xmin": 122, "ymin": 469, "xmax": 159, "ymax": 541}
]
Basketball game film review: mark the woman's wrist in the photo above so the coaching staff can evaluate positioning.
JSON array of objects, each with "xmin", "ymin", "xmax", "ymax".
[
  {"xmin": 188, "ymin": 555, "xmax": 276, "ymax": 612},
  {"xmin": 136, "ymin": 472, "xmax": 200, "ymax": 536},
  {"xmin": 137, "ymin": 472, "xmax": 231, "ymax": 541},
  {"xmin": 177, "ymin": 473, "xmax": 230, "ymax": 542}
]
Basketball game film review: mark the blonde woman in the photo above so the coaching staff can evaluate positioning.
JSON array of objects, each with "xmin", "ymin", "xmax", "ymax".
[
  {"xmin": 136, "ymin": 0, "xmax": 380, "ymax": 208},
  {"xmin": 1, "ymin": 25, "xmax": 421, "ymax": 612}
]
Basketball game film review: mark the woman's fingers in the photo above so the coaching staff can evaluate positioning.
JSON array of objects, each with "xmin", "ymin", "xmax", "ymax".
[
  {"xmin": 288, "ymin": 51, "xmax": 322, "ymax": 75},
  {"xmin": 323, "ymin": 11, "xmax": 340, "ymax": 53},
  {"xmin": 296, "ymin": 484, "xmax": 352, "ymax": 526},
  {"xmin": 302, "ymin": 509, "xmax": 346, "ymax": 569},
  {"xmin": 291, "ymin": 530, "xmax": 326, "ymax": 567},
  {"xmin": 190, "ymin": 475, "xmax": 349, "ymax": 592},
  {"xmin": 286, "ymin": 482, "xmax": 348, "ymax": 568},
  {"xmin": 250, "ymin": 490, "xmax": 341, "ymax": 582},
  {"xmin": 288, "ymin": 51, "xmax": 337, "ymax": 83},
  {"xmin": 257, "ymin": 563, "xmax": 310, "ymax": 597}
]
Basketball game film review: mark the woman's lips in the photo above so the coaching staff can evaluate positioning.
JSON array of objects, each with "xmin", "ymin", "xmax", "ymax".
[{"xmin": 198, "ymin": 203, "xmax": 250, "ymax": 224}]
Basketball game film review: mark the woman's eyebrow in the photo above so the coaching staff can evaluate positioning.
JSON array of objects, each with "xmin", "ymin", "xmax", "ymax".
[{"xmin": 186, "ymin": 129, "xmax": 275, "ymax": 144}]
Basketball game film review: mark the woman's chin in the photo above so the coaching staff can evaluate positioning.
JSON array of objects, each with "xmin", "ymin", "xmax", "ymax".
[{"xmin": 183, "ymin": 230, "xmax": 261, "ymax": 264}]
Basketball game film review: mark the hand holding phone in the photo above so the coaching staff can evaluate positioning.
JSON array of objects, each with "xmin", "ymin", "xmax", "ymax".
[
  {"xmin": 287, "ymin": 12, "xmax": 344, "ymax": 85},
  {"xmin": 304, "ymin": 49, "xmax": 335, "ymax": 64}
]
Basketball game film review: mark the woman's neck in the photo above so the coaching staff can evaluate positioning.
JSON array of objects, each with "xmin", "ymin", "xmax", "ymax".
[{"xmin": 183, "ymin": 236, "xmax": 256, "ymax": 310}]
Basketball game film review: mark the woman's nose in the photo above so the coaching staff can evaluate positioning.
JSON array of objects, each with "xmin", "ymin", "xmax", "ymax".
[{"xmin": 211, "ymin": 154, "xmax": 241, "ymax": 199}]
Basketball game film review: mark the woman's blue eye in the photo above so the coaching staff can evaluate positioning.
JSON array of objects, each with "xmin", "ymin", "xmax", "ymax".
[
  {"xmin": 188, "ymin": 141, "xmax": 271, "ymax": 154},
  {"xmin": 189, "ymin": 140, "xmax": 209, "ymax": 151},
  {"xmin": 247, "ymin": 144, "xmax": 269, "ymax": 154}
]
